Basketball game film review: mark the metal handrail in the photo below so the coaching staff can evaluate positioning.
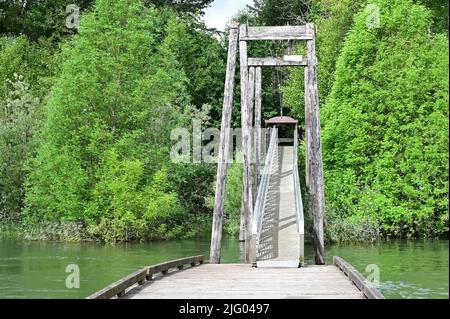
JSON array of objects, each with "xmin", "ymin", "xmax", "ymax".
[
  {"xmin": 250, "ymin": 127, "xmax": 278, "ymax": 266},
  {"xmin": 293, "ymin": 125, "xmax": 305, "ymax": 267}
]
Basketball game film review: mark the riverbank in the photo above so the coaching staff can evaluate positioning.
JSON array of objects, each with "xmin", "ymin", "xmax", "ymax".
[{"xmin": 0, "ymin": 220, "xmax": 212, "ymax": 243}]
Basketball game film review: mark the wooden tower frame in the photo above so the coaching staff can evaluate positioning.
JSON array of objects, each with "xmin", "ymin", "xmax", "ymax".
[{"xmin": 210, "ymin": 23, "xmax": 325, "ymax": 265}]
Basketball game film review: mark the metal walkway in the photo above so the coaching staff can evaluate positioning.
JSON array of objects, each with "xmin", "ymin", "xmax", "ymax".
[{"xmin": 251, "ymin": 127, "xmax": 305, "ymax": 268}]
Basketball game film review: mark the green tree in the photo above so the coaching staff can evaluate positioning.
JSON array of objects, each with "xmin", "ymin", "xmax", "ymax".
[
  {"xmin": 281, "ymin": 0, "xmax": 366, "ymax": 123},
  {"xmin": 249, "ymin": 0, "xmax": 314, "ymax": 25},
  {"xmin": 0, "ymin": 0, "xmax": 94, "ymax": 41},
  {"xmin": 322, "ymin": 0, "xmax": 449, "ymax": 239},
  {"xmin": 25, "ymin": 0, "xmax": 191, "ymax": 241},
  {"xmin": 0, "ymin": 74, "xmax": 40, "ymax": 222},
  {"xmin": 164, "ymin": 17, "xmax": 226, "ymax": 124},
  {"xmin": 0, "ymin": 0, "xmax": 214, "ymax": 42},
  {"xmin": 415, "ymin": 0, "xmax": 449, "ymax": 34},
  {"xmin": 0, "ymin": 36, "xmax": 56, "ymax": 223},
  {"xmin": 0, "ymin": 36, "xmax": 55, "ymax": 108}
]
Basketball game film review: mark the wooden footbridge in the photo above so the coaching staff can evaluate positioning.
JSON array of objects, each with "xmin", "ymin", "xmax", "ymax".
[{"xmin": 88, "ymin": 24, "xmax": 384, "ymax": 299}]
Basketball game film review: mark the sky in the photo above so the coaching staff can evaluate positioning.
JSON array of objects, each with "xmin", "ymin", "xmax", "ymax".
[{"xmin": 203, "ymin": 0, "xmax": 254, "ymax": 31}]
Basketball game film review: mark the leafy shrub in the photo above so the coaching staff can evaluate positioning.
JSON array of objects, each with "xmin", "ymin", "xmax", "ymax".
[
  {"xmin": 0, "ymin": 74, "xmax": 40, "ymax": 222},
  {"xmin": 24, "ymin": 0, "xmax": 194, "ymax": 241},
  {"xmin": 322, "ymin": 0, "xmax": 449, "ymax": 239}
]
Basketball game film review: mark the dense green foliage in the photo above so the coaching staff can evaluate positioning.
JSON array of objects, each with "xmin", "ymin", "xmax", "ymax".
[
  {"xmin": 0, "ymin": 0, "xmax": 213, "ymax": 41},
  {"xmin": 204, "ymin": 157, "xmax": 243, "ymax": 236},
  {"xmin": 0, "ymin": 0, "xmax": 94, "ymax": 41},
  {"xmin": 322, "ymin": 0, "xmax": 448, "ymax": 240},
  {"xmin": 22, "ymin": 0, "xmax": 224, "ymax": 242},
  {"xmin": 0, "ymin": 36, "xmax": 56, "ymax": 222},
  {"xmin": 0, "ymin": 0, "xmax": 225, "ymax": 242},
  {"xmin": 275, "ymin": 0, "xmax": 448, "ymax": 241},
  {"xmin": 0, "ymin": 75, "xmax": 39, "ymax": 222},
  {"xmin": 0, "ymin": 0, "xmax": 448, "ymax": 242},
  {"xmin": 25, "ymin": 1, "xmax": 185, "ymax": 239}
]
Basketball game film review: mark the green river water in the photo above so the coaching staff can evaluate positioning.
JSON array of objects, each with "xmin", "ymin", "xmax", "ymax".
[{"xmin": 0, "ymin": 238, "xmax": 448, "ymax": 299}]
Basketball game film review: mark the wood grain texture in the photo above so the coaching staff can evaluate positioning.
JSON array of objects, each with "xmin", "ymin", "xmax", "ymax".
[
  {"xmin": 87, "ymin": 256, "xmax": 204, "ymax": 299},
  {"xmin": 333, "ymin": 256, "xmax": 385, "ymax": 299},
  {"xmin": 248, "ymin": 66, "xmax": 256, "ymax": 204},
  {"xmin": 239, "ymin": 24, "xmax": 253, "ymax": 263},
  {"xmin": 242, "ymin": 26, "xmax": 313, "ymax": 40},
  {"xmin": 248, "ymin": 57, "xmax": 307, "ymax": 67},
  {"xmin": 124, "ymin": 264, "xmax": 364, "ymax": 299},
  {"xmin": 305, "ymin": 23, "xmax": 325, "ymax": 265},
  {"xmin": 210, "ymin": 24, "xmax": 239, "ymax": 264},
  {"xmin": 254, "ymin": 67, "xmax": 262, "ymax": 195}
]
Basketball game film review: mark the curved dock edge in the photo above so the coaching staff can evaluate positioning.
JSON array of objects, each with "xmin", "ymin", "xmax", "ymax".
[
  {"xmin": 86, "ymin": 255, "xmax": 204, "ymax": 299},
  {"xmin": 333, "ymin": 256, "xmax": 385, "ymax": 299}
]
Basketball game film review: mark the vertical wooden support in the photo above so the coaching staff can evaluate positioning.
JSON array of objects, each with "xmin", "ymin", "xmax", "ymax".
[
  {"xmin": 248, "ymin": 67, "xmax": 256, "ymax": 128},
  {"xmin": 305, "ymin": 23, "xmax": 325, "ymax": 265},
  {"xmin": 250, "ymin": 234, "xmax": 257, "ymax": 267},
  {"xmin": 210, "ymin": 24, "xmax": 239, "ymax": 264},
  {"xmin": 239, "ymin": 24, "xmax": 254, "ymax": 263},
  {"xmin": 304, "ymin": 67, "xmax": 311, "ymax": 189},
  {"xmin": 248, "ymin": 67, "xmax": 256, "ymax": 203},
  {"xmin": 239, "ymin": 196, "xmax": 245, "ymax": 242},
  {"xmin": 254, "ymin": 67, "xmax": 262, "ymax": 198}
]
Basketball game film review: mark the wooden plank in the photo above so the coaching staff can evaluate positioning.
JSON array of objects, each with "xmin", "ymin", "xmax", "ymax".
[
  {"xmin": 279, "ymin": 137, "xmax": 294, "ymax": 143},
  {"xmin": 248, "ymin": 57, "xmax": 307, "ymax": 67},
  {"xmin": 86, "ymin": 255, "xmax": 204, "ymax": 299},
  {"xmin": 304, "ymin": 61, "xmax": 311, "ymax": 189},
  {"xmin": 254, "ymin": 67, "xmax": 262, "ymax": 195},
  {"xmin": 242, "ymin": 26, "xmax": 313, "ymax": 40},
  {"xmin": 248, "ymin": 66, "xmax": 256, "ymax": 204},
  {"xmin": 148, "ymin": 255, "xmax": 204, "ymax": 275},
  {"xmin": 248, "ymin": 66, "xmax": 256, "ymax": 129},
  {"xmin": 239, "ymin": 24, "xmax": 253, "ymax": 263},
  {"xmin": 283, "ymin": 55, "xmax": 303, "ymax": 62},
  {"xmin": 125, "ymin": 264, "xmax": 364, "ymax": 299},
  {"xmin": 239, "ymin": 196, "xmax": 246, "ymax": 242},
  {"xmin": 87, "ymin": 267, "xmax": 149, "ymax": 299},
  {"xmin": 333, "ymin": 256, "xmax": 385, "ymax": 299},
  {"xmin": 305, "ymin": 23, "xmax": 325, "ymax": 265},
  {"xmin": 210, "ymin": 23, "xmax": 239, "ymax": 264}
]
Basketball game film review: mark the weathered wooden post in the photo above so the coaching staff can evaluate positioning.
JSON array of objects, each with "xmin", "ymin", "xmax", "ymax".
[
  {"xmin": 239, "ymin": 196, "xmax": 245, "ymax": 242},
  {"xmin": 305, "ymin": 23, "xmax": 325, "ymax": 265},
  {"xmin": 248, "ymin": 67, "xmax": 256, "ymax": 128},
  {"xmin": 248, "ymin": 66, "xmax": 257, "ymax": 203},
  {"xmin": 304, "ymin": 64, "xmax": 311, "ymax": 189},
  {"xmin": 210, "ymin": 24, "xmax": 239, "ymax": 264},
  {"xmin": 240, "ymin": 65, "xmax": 255, "ymax": 244},
  {"xmin": 239, "ymin": 24, "xmax": 254, "ymax": 263},
  {"xmin": 254, "ymin": 67, "xmax": 262, "ymax": 196}
]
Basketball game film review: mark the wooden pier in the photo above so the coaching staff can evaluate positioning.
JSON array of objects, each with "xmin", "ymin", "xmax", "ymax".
[{"xmin": 87, "ymin": 255, "xmax": 384, "ymax": 299}]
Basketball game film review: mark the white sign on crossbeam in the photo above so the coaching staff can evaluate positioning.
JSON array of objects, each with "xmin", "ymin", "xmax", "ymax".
[{"xmin": 283, "ymin": 55, "xmax": 303, "ymax": 62}]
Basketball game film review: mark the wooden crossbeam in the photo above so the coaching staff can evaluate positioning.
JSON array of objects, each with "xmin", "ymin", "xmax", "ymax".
[
  {"xmin": 248, "ymin": 57, "xmax": 307, "ymax": 67},
  {"xmin": 241, "ymin": 26, "xmax": 313, "ymax": 41}
]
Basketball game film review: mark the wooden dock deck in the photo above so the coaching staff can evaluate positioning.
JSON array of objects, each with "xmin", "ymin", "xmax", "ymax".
[
  {"xmin": 87, "ymin": 139, "xmax": 385, "ymax": 300},
  {"xmin": 87, "ymin": 256, "xmax": 384, "ymax": 299},
  {"xmin": 125, "ymin": 264, "xmax": 363, "ymax": 299}
]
